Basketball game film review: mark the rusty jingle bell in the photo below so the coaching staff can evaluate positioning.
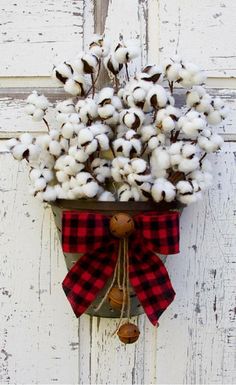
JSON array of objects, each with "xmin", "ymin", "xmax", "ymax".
[
  {"xmin": 109, "ymin": 212, "xmax": 135, "ymax": 238},
  {"xmin": 117, "ymin": 322, "xmax": 140, "ymax": 344},
  {"xmin": 108, "ymin": 286, "xmax": 127, "ymax": 310}
]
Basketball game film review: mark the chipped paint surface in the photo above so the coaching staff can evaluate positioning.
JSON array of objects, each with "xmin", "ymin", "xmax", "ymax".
[{"xmin": 0, "ymin": 0, "xmax": 236, "ymax": 384}]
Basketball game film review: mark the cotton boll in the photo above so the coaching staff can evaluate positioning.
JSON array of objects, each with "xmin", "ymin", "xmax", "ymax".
[
  {"xmin": 19, "ymin": 133, "xmax": 33, "ymax": 145},
  {"xmin": 104, "ymin": 54, "xmax": 123, "ymax": 76},
  {"xmin": 42, "ymin": 169, "xmax": 54, "ymax": 182},
  {"xmin": 30, "ymin": 169, "xmax": 42, "ymax": 181},
  {"xmin": 49, "ymin": 129, "xmax": 60, "ymax": 141},
  {"xmin": 98, "ymin": 104, "xmax": 115, "ymax": 119},
  {"xmin": 82, "ymin": 181, "xmax": 99, "ymax": 198},
  {"xmin": 118, "ymin": 184, "xmax": 140, "ymax": 201},
  {"xmin": 25, "ymin": 104, "xmax": 36, "ymax": 115},
  {"xmin": 97, "ymin": 87, "xmax": 114, "ymax": 105},
  {"xmin": 34, "ymin": 177, "xmax": 47, "ymax": 191},
  {"xmin": 206, "ymin": 110, "xmax": 222, "ymax": 125},
  {"xmin": 121, "ymin": 108, "xmax": 144, "ymax": 129},
  {"xmin": 64, "ymin": 75, "xmax": 85, "ymax": 96},
  {"xmin": 140, "ymin": 125, "xmax": 156, "ymax": 142},
  {"xmin": 178, "ymin": 111, "xmax": 206, "ymax": 139},
  {"xmin": 6, "ymin": 138, "xmax": 18, "ymax": 150},
  {"xmin": 12, "ymin": 143, "xmax": 28, "ymax": 160},
  {"xmin": 89, "ymin": 34, "xmax": 111, "ymax": 57},
  {"xmin": 151, "ymin": 147, "xmax": 171, "ymax": 177},
  {"xmin": 48, "ymin": 140, "xmax": 61, "ymax": 156},
  {"xmin": 78, "ymin": 128, "xmax": 94, "ymax": 146},
  {"xmin": 54, "ymin": 184, "xmax": 68, "ymax": 199},
  {"xmin": 42, "ymin": 186, "xmax": 57, "ymax": 202},
  {"xmin": 32, "ymin": 108, "xmax": 45, "ymax": 121},
  {"xmin": 95, "ymin": 134, "xmax": 109, "ymax": 151},
  {"xmin": 182, "ymin": 144, "xmax": 196, "ymax": 158},
  {"xmin": 52, "ymin": 62, "xmax": 73, "ymax": 84},
  {"xmin": 151, "ymin": 178, "xmax": 176, "ymax": 202},
  {"xmin": 98, "ymin": 191, "xmax": 115, "ymax": 201},
  {"xmin": 26, "ymin": 91, "xmax": 40, "ymax": 105},
  {"xmin": 56, "ymin": 99, "xmax": 75, "ymax": 114},
  {"xmin": 164, "ymin": 58, "xmax": 182, "ymax": 82},
  {"xmin": 178, "ymin": 156, "xmax": 199, "ymax": 173},
  {"xmin": 56, "ymin": 170, "xmax": 69, "ymax": 183},
  {"xmin": 28, "ymin": 144, "xmax": 41, "ymax": 161},
  {"xmin": 34, "ymin": 94, "xmax": 49, "ymax": 110},
  {"xmin": 61, "ymin": 122, "xmax": 75, "ymax": 139},
  {"xmin": 198, "ymin": 133, "xmax": 223, "ymax": 153},
  {"xmin": 142, "ymin": 64, "xmax": 163, "ymax": 83},
  {"xmin": 177, "ymin": 192, "xmax": 198, "ymax": 205},
  {"xmin": 147, "ymin": 85, "xmax": 168, "ymax": 109},
  {"xmin": 73, "ymin": 53, "xmax": 99, "ymax": 74},
  {"xmin": 35, "ymin": 134, "xmax": 51, "ymax": 150},
  {"xmin": 176, "ymin": 180, "xmax": 193, "ymax": 194}
]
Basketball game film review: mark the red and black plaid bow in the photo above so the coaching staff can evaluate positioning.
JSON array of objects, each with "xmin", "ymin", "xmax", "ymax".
[{"xmin": 62, "ymin": 210, "xmax": 179, "ymax": 325}]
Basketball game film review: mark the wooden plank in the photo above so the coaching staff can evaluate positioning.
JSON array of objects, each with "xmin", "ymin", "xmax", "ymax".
[
  {"xmin": 0, "ymin": 154, "xmax": 79, "ymax": 384},
  {"xmin": 151, "ymin": 0, "xmax": 236, "ymax": 78},
  {"xmin": 0, "ymin": 0, "xmax": 84, "ymax": 77},
  {"xmin": 154, "ymin": 142, "xmax": 236, "ymax": 384}
]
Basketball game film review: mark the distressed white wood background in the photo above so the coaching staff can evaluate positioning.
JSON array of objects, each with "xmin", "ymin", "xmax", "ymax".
[{"xmin": 0, "ymin": 1, "xmax": 235, "ymax": 384}]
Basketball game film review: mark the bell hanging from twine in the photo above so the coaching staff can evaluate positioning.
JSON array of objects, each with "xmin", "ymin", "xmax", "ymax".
[
  {"xmin": 117, "ymin": 322, "xmax": 140, "ymax": 344},
  {"xmin": 108, "ymin": 286, "xmax": 127, "ymax": 310},
  {"xmin": 109, "ymin": 213, "xmax": 135, "ymax": 238}
]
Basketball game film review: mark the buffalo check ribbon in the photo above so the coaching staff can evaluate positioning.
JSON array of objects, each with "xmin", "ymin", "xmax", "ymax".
[{"xmin": 62, "ymin": 210, "xmax": 180, "ymax": 326}]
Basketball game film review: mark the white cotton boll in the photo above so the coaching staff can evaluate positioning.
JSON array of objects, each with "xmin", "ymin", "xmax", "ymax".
[
  {"xmin": 78, "ymin": 128, "xmax": 94, "ymax": 145},
  {"xmin": 89, "ymin": 35, "xmax": 111, "ymax": 57},
  {"xmin": 28, "ymin": 144, "xmax": 41, "ymax": 160},
  {"xmin": 56, "ymin": 171, "xmax": 69, "ymax": 183},
  {"xmin": 178, "ymin": 157, "xmax": 199, "ymax": 173},
  {"xmin": 151, "ymin": 178, "xmax": 176, "ymax": 202},
  {"xmin": 6, "ymin": 138, "xmax": 18, "ymax": 150},
  {"xmin": 49, "ymin": 129, "xmax": 60, "ymax": 141},
  {"xmin": 20, "ymin": 133, "xmax": 33, "ymax": 145},
  {"xmin": 176, "ymin": 180, "xmax": 193, "ymax": 194},
  {"xmin": 96, "ymin": 134, "xmax": 109, "ymax": 151},
  {"xmin": 62, "ymin": 181, "xmax": 71, "ymax": 192},
  {"xmin": 30, "ymin": 169, "xmax": 41, "ymax": 181},
  {"xmin": 164, "ymin": 62, "xmax": 182, "ymax": 82},
  {"xmin": 131, "ymin": 158, "xmax": 147, "ymax": 174},
  {"xmin": 98, "ymin": 104, "xmax": 115, "ymax": 119},
  {"xmin": 42, "ymin": 169, "xmax": 54, "ymax": 182},
  {"xmin": 84, "ymin": 139, "xmax": 98, "ymax": 155},
  {"xmin": 151, "ymin": 148, "xmax": 171, "ymax": 175},
  {"xmin": 98, "ymin": 191, "xmax": 115, "ymax": 201},
  {"xmin": 34, "ymin": 177, "xmax": 47, "ymax": 191},
  {"xmin": 147, "ymin": 85, "xmax": 168, "ymax": 109},
  {"xmin": 64, "ymin": 75, "xmax": 85, "ymax": 96},
  {"xmin": 26, "ymin": 91, "xmax": 40, "ymax": 105},
  {"xmin": 35, "ymin": 134, "xmax": 51, "ymax": 150},
  {"xmin": 162, "ymin": 116, "xmax": 175, "ymax": 132},
  {"xmin": 12, "ymin": 144, "xmax": 28, "ymax": 160},
  {"xmin": 121, "ymin": 108, "xmax": 144, "ymax": 129},
  {"xmin": 206, "ymin": 110, "xmax": 222, "ymax": 125},
  {"xmin": 111, "ymin": 96, "xmax": 123, "ymax": 111},
  {"xmin": 56, "ymin": 99, "xmax": 75, "ymax": 114},
  {"xmin": 49, "ymin": 140, "xmax": 62, "ymax": 156},
  {"xmin": 168, "ymin": 141, "xmax": 183, "ymax": 155},
  {"xmin": 42, "ymin": 186, "xmax": 57, "ymax": 202},
  {"xmin": 25, "ymin": 104, "xmax": 36, "ymax": 116},
  {"xmin": 54, "ymin": 184, "xmax": 68, "ymax": 199},
  {"xmin": 52, "ymin": 62, "xmax": 73, "ymax": 83},
  {"xmin": 140, "ymin": 125, "xmax": 156, "ymax": 142},
  {"xmin": 32, "ymin": 108, "xmax": 44, "ymax": 121},
  {"xmin": 98, "ymin": 87, "xmax": 114, "ymax": 104},
  {"xmin": 182, "ymin": 144, "xmax": 196, "ymax": 158},
  {"xmin": 104, "ymin": 54, "xmax": 122, "ymax": 76},
  {"xmin": 34, "ymin": 94, "xmax": 49, "ymax": 110},
  {"xmin": 114, "ymin": 47, "xmax": 128, "ymax": 64},
  {"xmin": 177, "ymin": 193, "xmax": 198, "ymax": 205},
  {"xmin": 61, "ymin": 122, "xmax": 74, "ymax": 139},
  {"xmin": 82, "ymin": 181, "xmax": 99, "ymax": 198}
]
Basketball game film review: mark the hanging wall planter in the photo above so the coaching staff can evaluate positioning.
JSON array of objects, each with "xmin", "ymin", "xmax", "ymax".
[{"xmin": 6, "ymin": 34, "xmax": 229, "ymax": 343}]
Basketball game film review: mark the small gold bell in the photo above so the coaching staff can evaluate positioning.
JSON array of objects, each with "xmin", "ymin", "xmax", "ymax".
[
  {"xmin": 117, "ymin": 322, "xmax": 140, "ymax": 344},
  {"xmin": 108, "ymin": 286, "xmax": 127, "ymax": 310},
  {"xmin": 109, "ymin": 213, "xmax": 135, "ymax": 238}
]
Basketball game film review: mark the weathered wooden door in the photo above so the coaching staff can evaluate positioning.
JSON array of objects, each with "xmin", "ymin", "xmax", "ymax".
[{"xmin": 0, "ymin": 1, "xmax": 235, "ymax": 383}]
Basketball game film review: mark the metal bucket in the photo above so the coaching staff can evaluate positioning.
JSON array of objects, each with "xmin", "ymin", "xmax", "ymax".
[{"xmin": 51, "ymin": 200, "xmax": 182, "ymax": 318}]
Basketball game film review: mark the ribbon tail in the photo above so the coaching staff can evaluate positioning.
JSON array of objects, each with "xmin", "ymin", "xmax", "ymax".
[
  {"xmin": 129, "ymin": 247, "xmax": 175, "ymax": 326},
  {"xmin": 62, "ymin": 245, "xmax": 117, "ymax": 317}
]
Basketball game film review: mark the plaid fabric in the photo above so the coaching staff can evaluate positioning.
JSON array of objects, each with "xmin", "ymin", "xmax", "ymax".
[{"xmin": 62, "ymin": 210, "xmax": 180, "ymax": 325}]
